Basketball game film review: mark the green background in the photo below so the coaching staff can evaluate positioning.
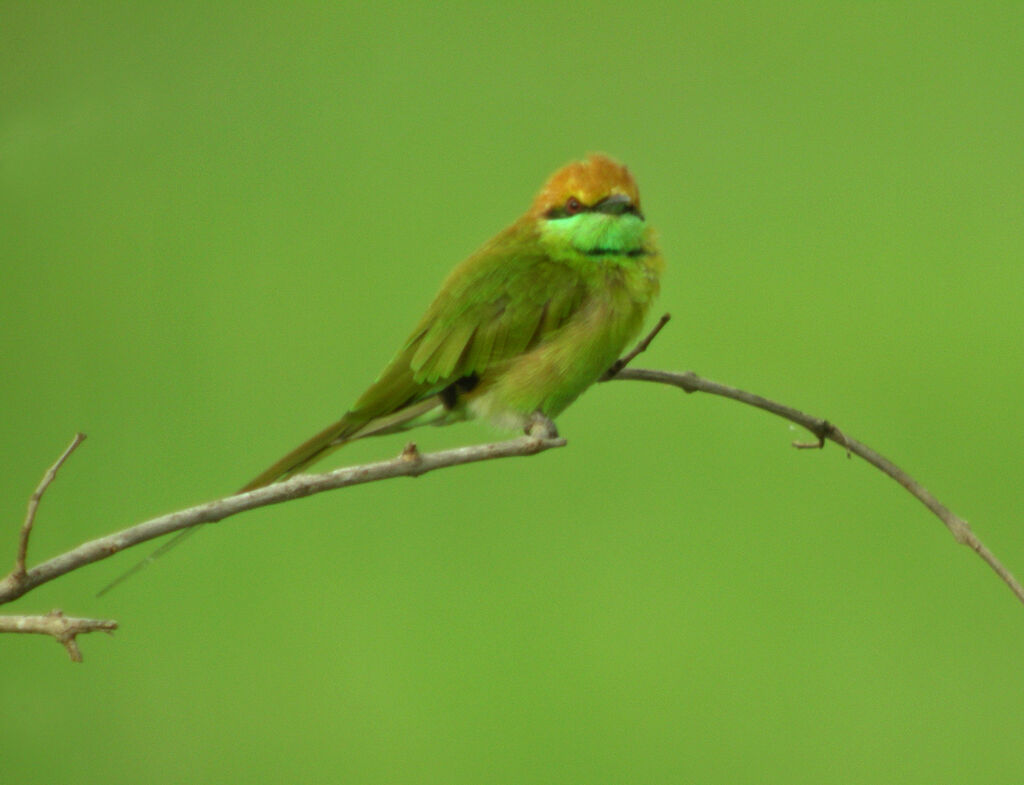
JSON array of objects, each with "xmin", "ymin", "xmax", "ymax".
[{"xmin": 3, "ymin": 2, "xmax": 1023, "ymax": 782}]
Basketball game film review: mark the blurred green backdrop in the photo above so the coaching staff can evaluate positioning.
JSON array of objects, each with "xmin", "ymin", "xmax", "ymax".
[{"xmin": 3, "ymin": 2, "xmax": 1023, "ymax": 783}]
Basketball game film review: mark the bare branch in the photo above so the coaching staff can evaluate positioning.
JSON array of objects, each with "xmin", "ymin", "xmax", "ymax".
[
  {"xmin": 11, "ymin": 433, "xmax": 86, "ymax": 584},
  {"xmin": 3, "ymin": 318, "xmax": 1021, "ymax": 665},
  {"xmin": 0, "ymin": 435, "xmax": 566, "ymax": 606},
  {"xmin": 611, "ymin": 367, "xmax": 1024, "ymax": 606},
  {"xmin": 0, "ymin": 610, "xmax": 116, "ymax": 662}
]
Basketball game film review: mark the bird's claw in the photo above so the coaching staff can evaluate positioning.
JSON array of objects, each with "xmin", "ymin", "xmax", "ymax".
[{"xmin": 525, "ymin": 412, "xmax": 559, "ymax": 439}]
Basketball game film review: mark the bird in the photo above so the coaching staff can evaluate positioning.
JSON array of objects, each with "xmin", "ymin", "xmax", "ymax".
[{"xmin": 97, "ymin": 153, "xmax": 663, "ymax": 595}]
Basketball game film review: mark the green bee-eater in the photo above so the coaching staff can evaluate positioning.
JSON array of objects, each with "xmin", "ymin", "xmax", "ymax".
[
  {"xmin": 241, "ymin": 153, "xmax": 664, "ymax": 490},
  {"xmin": 98, "ymin": 154, "xmax": 662, "ymax": 594}
]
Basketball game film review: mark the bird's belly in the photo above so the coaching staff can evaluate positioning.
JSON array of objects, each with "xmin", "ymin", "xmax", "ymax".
[{"xmin": 466, "ymin": 296, "xmax": 645, "ymax": 430}]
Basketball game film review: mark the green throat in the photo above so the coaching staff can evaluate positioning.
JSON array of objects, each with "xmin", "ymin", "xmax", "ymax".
[{"xmin": 541, "ymin": 212, "xmax": 647, "ymax": 258}]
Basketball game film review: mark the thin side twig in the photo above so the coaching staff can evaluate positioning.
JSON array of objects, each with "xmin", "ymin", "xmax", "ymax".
[
  {"xmin": 0, "ymin": 610, "xmax": 117, "ymax": 662},
  {"xmin": 12, "ymin": 433, "xmax": 86, "ymax": 582},
  {"xmin": 611, "ymin": 366, "xmax": 1024, "ymax": 607},
  {"xmin": 602, "ymin": 313, "xmax": 672, "ymax": 380}
]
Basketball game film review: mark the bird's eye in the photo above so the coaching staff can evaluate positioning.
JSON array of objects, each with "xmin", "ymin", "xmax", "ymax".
[{"xmin": 565, "ymin": 196, "xmax": 584, "ymax": 215}]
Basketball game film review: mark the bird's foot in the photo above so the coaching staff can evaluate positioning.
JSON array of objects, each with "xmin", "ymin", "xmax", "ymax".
[{"xmin": 525, "ymin": 412, "xmax": 559, "ymax": 439}]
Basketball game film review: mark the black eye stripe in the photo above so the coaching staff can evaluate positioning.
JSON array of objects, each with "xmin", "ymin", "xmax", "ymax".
[
  {"xmin": 544, "ymin": 203, "xmax": 643, "ymax": 220},
  {"xmin": 544, "ymin": 205, "xmax": 578, "ymax": 219}
]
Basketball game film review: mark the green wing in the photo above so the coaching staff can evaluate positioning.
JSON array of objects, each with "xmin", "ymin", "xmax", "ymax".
[
  {"xmin": 363, "ymin": 248, "xmax": 587, "ymax": 407},
  {"xmin": 240, "ymin": 230, "xmax": 587, "ymax": 491}
]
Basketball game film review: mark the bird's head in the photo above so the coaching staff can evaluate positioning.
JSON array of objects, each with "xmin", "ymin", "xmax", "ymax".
[{"xmin": 531, "ymin": 154, "xmax": 648, "ymax": 258}]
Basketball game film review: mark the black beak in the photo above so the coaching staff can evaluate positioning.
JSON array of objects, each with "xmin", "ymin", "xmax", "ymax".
[{"xmin": 594, "ymin": 193, "xmax": 642, "ymax": 219}]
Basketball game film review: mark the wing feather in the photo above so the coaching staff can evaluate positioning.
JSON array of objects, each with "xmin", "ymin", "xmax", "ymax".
[{"xmin": 348, "ymin": 226, "xmax": 589, "ymax": 426}]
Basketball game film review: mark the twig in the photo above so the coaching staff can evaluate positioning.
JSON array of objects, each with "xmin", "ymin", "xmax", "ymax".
[
  {"xmin": 602, "ymin": 313, "xmax": 671, "ymax": 380},
  {"xmin": 0, "ymin": 434, "xmax": 566, "ymax": 605},
  {"xmin": 611, "ymin": 367, "xmax": 1024, "ymax": 606},
  {"xmin": 0, "ymin": 610, "xmax": 116, "ymax": 662},
  {"xmin": 12, "ymin": 433, "xmax": 86, "ymax": 583}
]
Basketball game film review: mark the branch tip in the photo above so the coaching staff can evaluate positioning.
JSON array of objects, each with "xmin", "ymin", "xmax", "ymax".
[{"xmin": 0, "ymin": 609, "xmax": 117, "ymax": 662}]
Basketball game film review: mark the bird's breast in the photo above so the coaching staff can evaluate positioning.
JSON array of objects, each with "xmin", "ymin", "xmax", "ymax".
[{"xmin": 468, "ymin": 259, "xmax": 660, "ymax": 428}]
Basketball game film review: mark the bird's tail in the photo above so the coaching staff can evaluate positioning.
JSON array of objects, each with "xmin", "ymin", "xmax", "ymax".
[{"xmin": 96, "ymin": 396, "xmax": 445, "ymax": 597}]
